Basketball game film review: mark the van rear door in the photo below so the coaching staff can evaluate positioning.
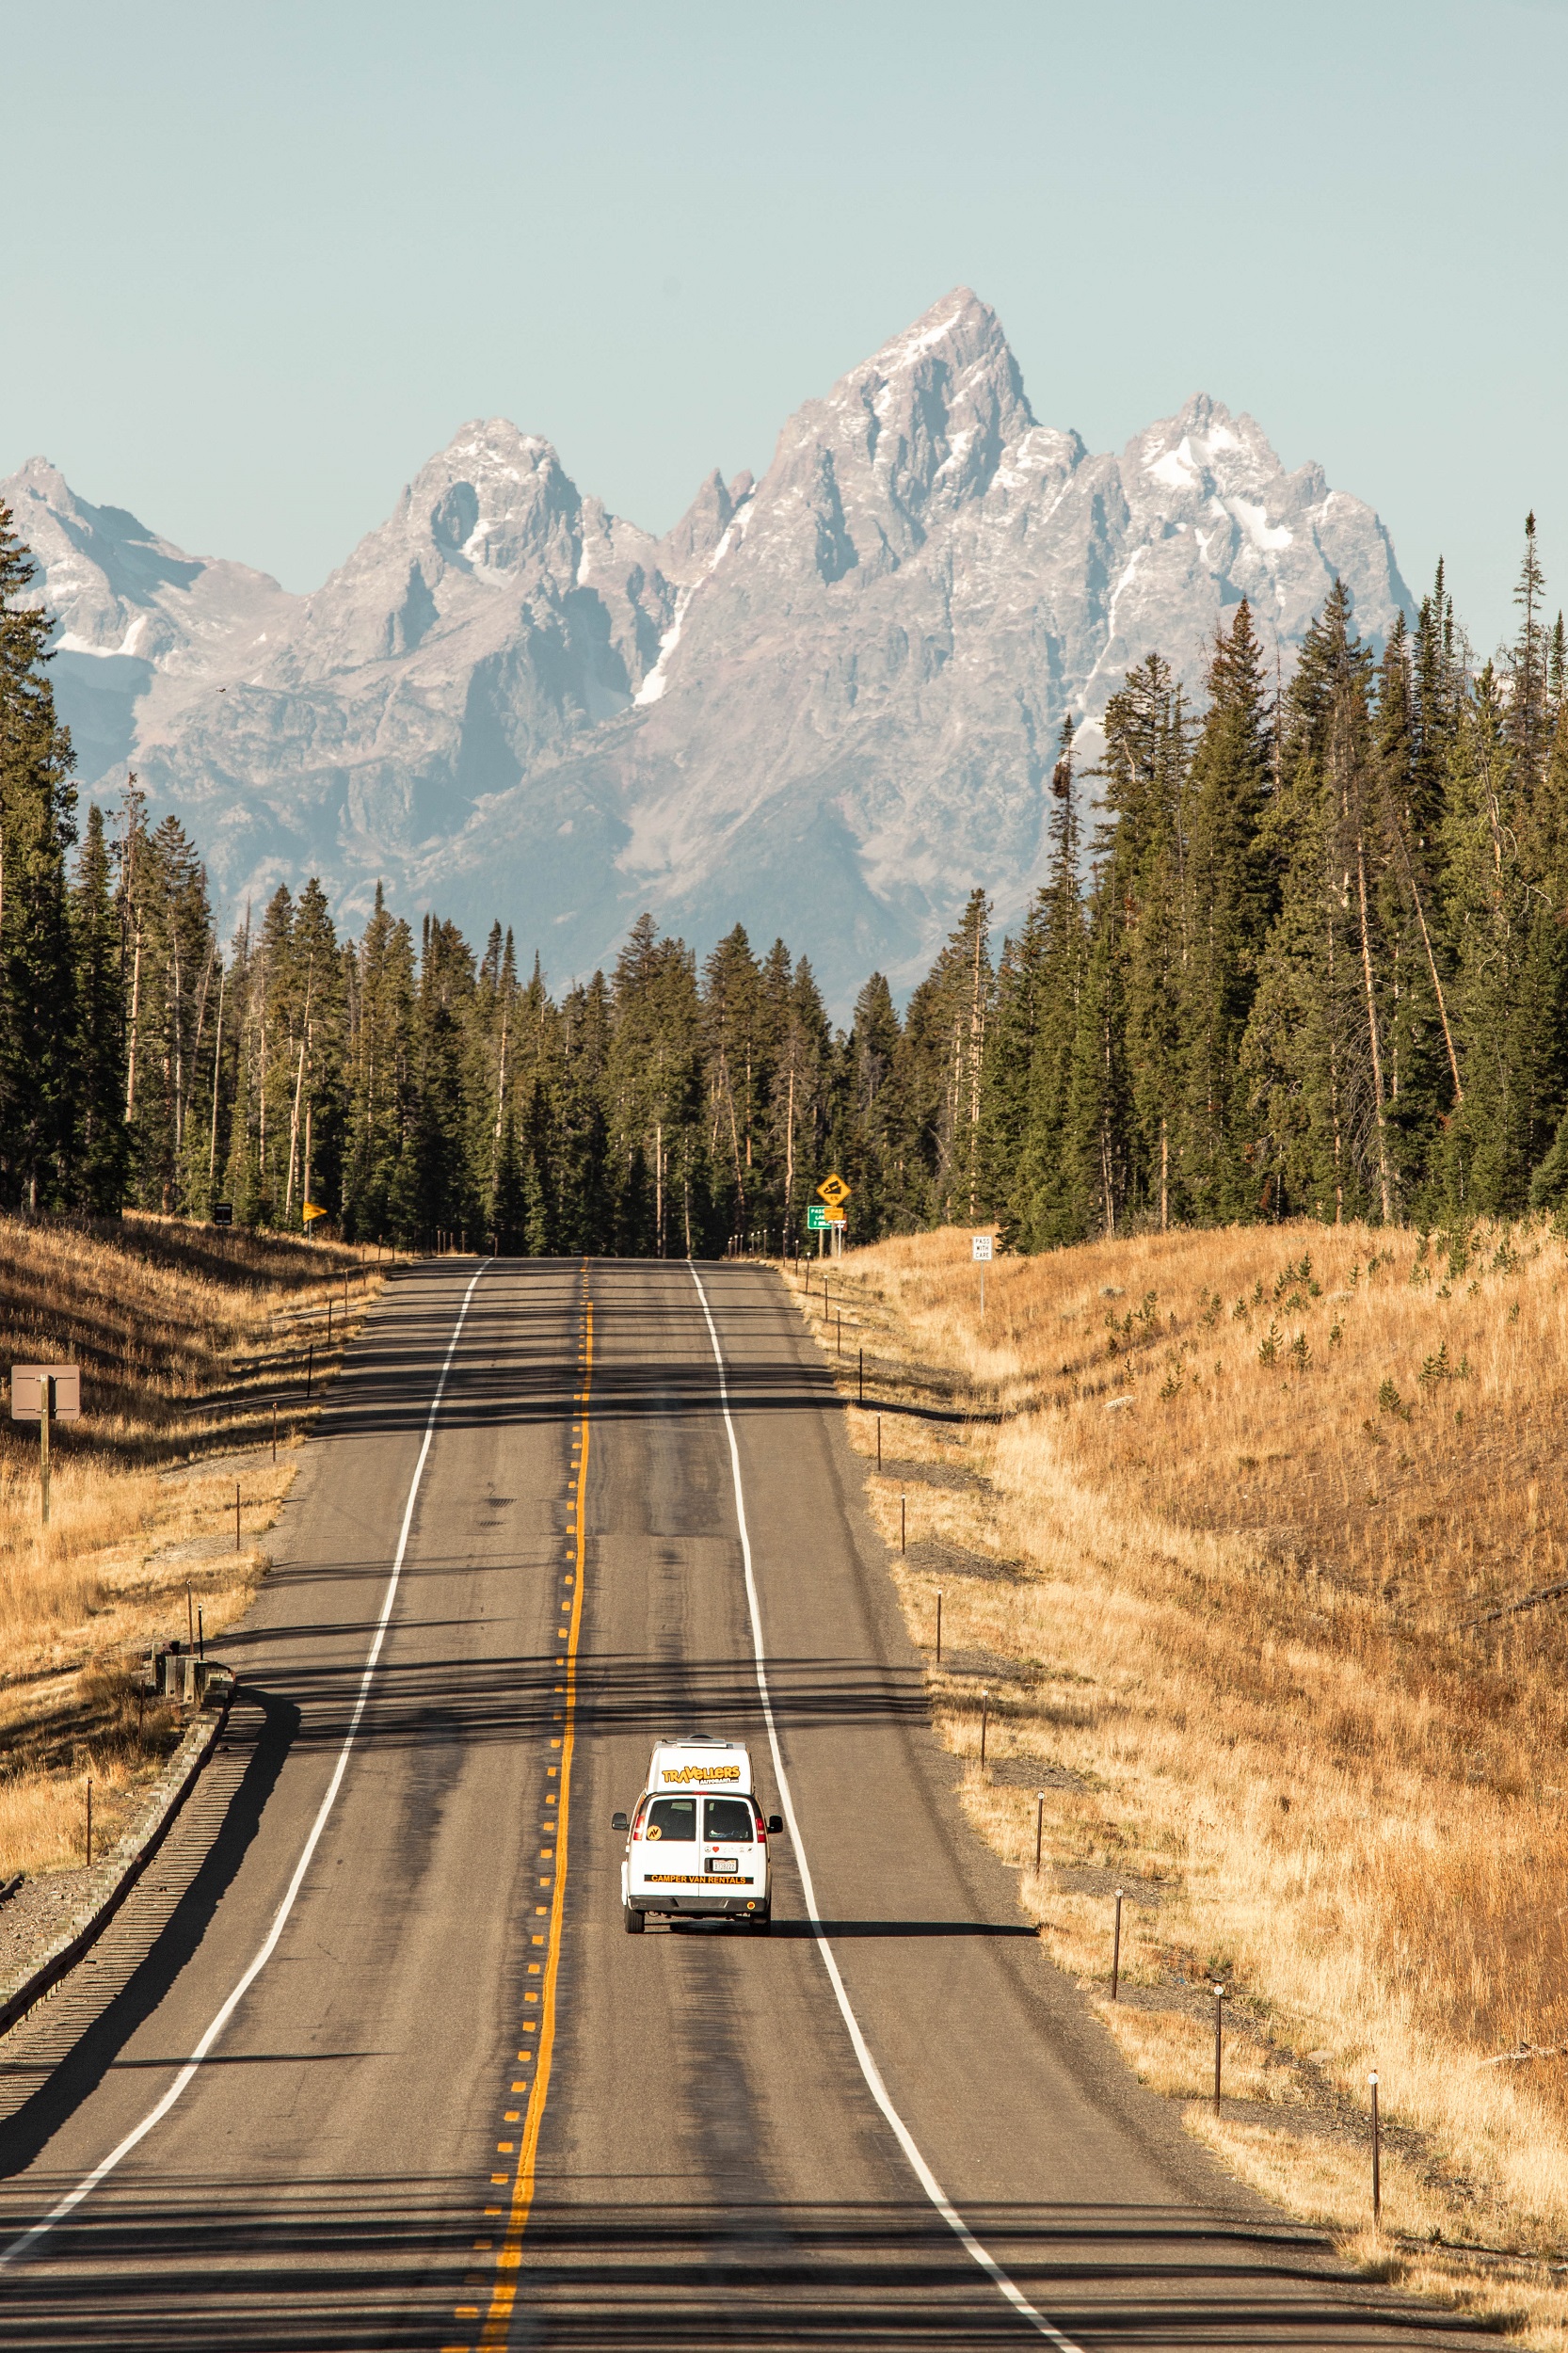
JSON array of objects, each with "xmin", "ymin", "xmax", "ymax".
[
  {"xmin": 636, "ymin": 1794, "xmax": 698, "ymax": 1900},
  {"xmin": 701, "ymin": 1794, "xmax": 760, "ymax": 1896}
]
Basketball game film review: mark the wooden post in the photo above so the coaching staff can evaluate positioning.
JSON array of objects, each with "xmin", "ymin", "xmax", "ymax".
[
  {"xmin": 272, "ymin": 1401, "xmax": 278, "ymax": 1465},
  {"xmin": 186, "ymin": 1583, "xmax": 195, "ymax": 1646},
  {"xmin": 901, "ymin": 1495, "xmax": 906, "ymax": 1554},
  {"xmin": 980, "ymin": 1688, "xmax": 989, "ymax": 1769},
  {"xmin": 936, "ymin": 1587, "xmax": 942, "ymax": 1662},
  {"xmin": 86, "ymin": 1778, "xmax": 92, "ymax": 1867},
  {"xmin": 858, "ymin": 1347, "xmax": 864, "ymax": 1405},
  {"xmin": 198, "ymin": 1606, "xmax": 204, "ymax": 1660},
  {"xmin": 40, "ymin": 1374, "xmax": 51, "ymax": 1528},
  {"xmin": 235, "ymin": 1480, "xmax": 242, "ymax": 1552},
  {"xmin": 1035, "ymin": 1791, "xmax": 1045, "ymax": 1876},
  {"xmin": 1112, "ymin": 1889, "xmax": 1124, "ymax": 1999},
  {"xmin": 875, "ymin": 1414, "xmax": 881, "ymax": 1470}
]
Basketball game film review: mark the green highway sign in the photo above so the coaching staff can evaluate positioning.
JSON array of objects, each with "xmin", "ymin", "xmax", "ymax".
[{"xmin": 807, "ymin": 1205, "xmax": 846, "ymax": 1231}]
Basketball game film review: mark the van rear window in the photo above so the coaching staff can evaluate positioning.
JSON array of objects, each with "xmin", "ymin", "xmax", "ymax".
[
  {"xmin": 646, "ymin": 1798, "xmax": 696, "ymax": 1842},
  {"xmin": 703, "ymin": 1797, "xmax": 755, "ymax": 1843}
]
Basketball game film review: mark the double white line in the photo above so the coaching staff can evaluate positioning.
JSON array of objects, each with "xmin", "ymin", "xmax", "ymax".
[{"xmin": 687, "ymin": 1262, "xmax": 1084, "ymax": 2351}]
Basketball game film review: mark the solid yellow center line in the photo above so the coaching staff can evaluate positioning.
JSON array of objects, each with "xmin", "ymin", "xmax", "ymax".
[{"xmin": 482, "ymin": 1276, "xmax": 591, "ymax": 2342}]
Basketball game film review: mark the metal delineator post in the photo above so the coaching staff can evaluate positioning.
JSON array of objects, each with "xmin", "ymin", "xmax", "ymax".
[
  {"xmin": 1035, "ymin": 1791, "xmax": 1045, "ymax": 1876},
  {"xmin": 935, "ymin": 1586, "xmax": 942, "ymax": 1661},
  {"xmin": 1213, "ymin": 1984, "xmax": 1227, "ymax": 2114},
  {"xmin": 1112, "ymin": 1888, "xmax": 1124, "ymax": 1999},
  {"xmin": 1369, "ymin": 2073, "xmax": 1381, "ymax": 2223},
  {"xmin": 40, "ymin": 1376, "xmax": 51, "ymax": 1529}
]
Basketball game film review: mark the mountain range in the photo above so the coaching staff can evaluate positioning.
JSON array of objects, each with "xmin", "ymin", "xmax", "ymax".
[{"xmin": 3, "ymin": 289, "xmax": 1412, "ymax": 1009}]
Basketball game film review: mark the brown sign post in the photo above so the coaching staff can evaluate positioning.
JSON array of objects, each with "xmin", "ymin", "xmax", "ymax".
[{"xmin": 11, "ymin": 1365, "xmax": 82, "ymax": 1527}]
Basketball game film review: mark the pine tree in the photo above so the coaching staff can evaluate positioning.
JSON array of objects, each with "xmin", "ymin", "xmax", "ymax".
[
  {"xmin": 1179, "ymin": 601, "xmax": 1274, "ymax": 1218},
  {"xmin": 1374, "ymin": 616, "xmax": 1462, "ymax": 1211},
  {"xmin": 1507, "ymin": 512, "xmax": 1551, "ymax": 802},
  {"xmin": 605, "ymin": 914, "xmax": 703, "ymax": 1256},
  {"xmin": 70, "ymin": 802, "xmax": 128, "ymax": 1209},
  {"xmin": 556, "ymin": 972, "xmax": 614, "ymax": 1253},
  {"xmin": 1011, "ymin": 721, "xmax": 1090, "ymax": 1247},
  {"xmin": 1243, "ymin": 584, "xmax": 1388, "ymax": 1221},
  {"xmin": 844, "ymin": 971, "xmax": 904, "ymax": 1241},
  {"xmin": 1438, "ymin": 664, "xmax": 1541, "ymax": 1213},
  {"xmin": 119, "ymin": 814, "xmax": 217, "ymax": 1213},
  {"xmin": 288, "ymin": 879, "xmax": 346, "ymax": 1224},
  {"xmin": 408, "ymin": 916, "xmax": 479, "ymax": 1246},
  {"xmin": 0, "ymin": 502, "xmax": 79, "ymax": 1209},
  {"xmin": 1065, "ymin": 662, "xmax": 1188, "ymax": 1235},
  {"xmin": 898, "ymin": 890, "xmax": 992, "ymax": 1225},
  {"xmin": 1517, "ymin": 699, "xmax": 1568, "ymax": 1207},
  {"xmin": 702, "ymin": 924, "xmax": 765, "ymax": 1240},
  {"xmin": 343, "ymin": 885, "xmax": 418, "ymax": 1241}
]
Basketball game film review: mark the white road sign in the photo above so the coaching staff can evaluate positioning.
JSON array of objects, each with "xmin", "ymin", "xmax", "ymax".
[
  {"xmin": 11, "ymin": 1365, "xmax": 81, "ymax": 1420},
  {"xmin": 971, "ymin": 1235, "xmax": 993, "ymax": 1262}
]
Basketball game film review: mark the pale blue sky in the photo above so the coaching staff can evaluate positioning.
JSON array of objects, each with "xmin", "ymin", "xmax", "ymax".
[{"xmin": 4, "ymin": 0, "xmax": 1563, "ymax": 651}]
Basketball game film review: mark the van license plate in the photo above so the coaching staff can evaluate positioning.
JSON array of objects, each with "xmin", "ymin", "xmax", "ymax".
[{"xmin": 707, "ymin": 1858, "xmax": 738, "ymax": 1875}]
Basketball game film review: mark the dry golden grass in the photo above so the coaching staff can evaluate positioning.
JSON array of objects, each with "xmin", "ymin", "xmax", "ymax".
[
  {"xmin": 790, "ymin": 1219, "xmax": 1568, "ymax": 2345},
  {"xmin": 0, "ymin": 1212, "xmax": 395, "ymax": 1878}
]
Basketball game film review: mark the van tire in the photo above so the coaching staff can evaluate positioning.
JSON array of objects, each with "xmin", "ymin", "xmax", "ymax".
[
  {"xmin": 623, "ymin": 1901, "xmax": 646, "ymax": 1935},
  {"xmin": 748, "ymin": 1907, "xmax": 772, "ymax": 1933}
]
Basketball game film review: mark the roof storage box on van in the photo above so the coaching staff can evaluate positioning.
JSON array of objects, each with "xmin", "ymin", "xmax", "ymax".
[{"xmin": 646, "ymin": 1737, "xmax": 754, "ymax": 1796}]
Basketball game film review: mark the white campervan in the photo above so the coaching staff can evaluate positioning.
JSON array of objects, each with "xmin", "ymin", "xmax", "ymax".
[{"xmin": 614, "ymin": 1737, "xmax": 783, "ymax": 1933}]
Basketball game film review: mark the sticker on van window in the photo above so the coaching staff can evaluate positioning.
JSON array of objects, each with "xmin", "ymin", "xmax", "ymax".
[{"xmin": 660, "ymin": 1764, "xmax": 741, "ymax": 1784}]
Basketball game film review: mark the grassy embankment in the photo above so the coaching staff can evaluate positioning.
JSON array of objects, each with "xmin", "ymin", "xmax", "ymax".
[
  {"xmin": 795, "ymin": 1221, "xmax": 1568, "ymax": 2346},
  {"xmin": 0, "ymin": 1214, "xmax": 388, "ymax": 1881}
]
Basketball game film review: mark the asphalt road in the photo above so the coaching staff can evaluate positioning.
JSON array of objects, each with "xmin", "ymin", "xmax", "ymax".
[{"xmin": 0, "ymin": 1257, "xmax": 1478, "ymax": 2349}]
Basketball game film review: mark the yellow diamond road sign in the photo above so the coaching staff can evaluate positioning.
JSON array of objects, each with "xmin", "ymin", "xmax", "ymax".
[{"xmin": 816, "ymin": 1173, "xmax": 851, "ymax": 1209}]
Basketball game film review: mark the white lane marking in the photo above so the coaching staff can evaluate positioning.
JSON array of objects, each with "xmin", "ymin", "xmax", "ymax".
[
  {"xmin": 0, "ymin": 1264, "xmax": 491, "ymax": 2274},
  {"xmin": 687, "ymin": 1264, "xmax": 1084, "ymax": 2350}
]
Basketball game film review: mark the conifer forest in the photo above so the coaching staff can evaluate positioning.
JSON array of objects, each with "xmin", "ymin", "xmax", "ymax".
[{"xmin": 4, "ymin": 497, "xmax": 1567, "ymax": 1255}]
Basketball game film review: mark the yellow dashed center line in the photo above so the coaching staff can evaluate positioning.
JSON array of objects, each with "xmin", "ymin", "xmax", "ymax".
[{"xmin": 481, "ymin": 1271, "xmax": 591, "ymax": 2345}]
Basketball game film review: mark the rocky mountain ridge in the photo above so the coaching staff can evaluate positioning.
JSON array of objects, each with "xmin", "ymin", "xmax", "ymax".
[{"xmin": 4, "ymin": 289, "xmax": 1412, "ymax": 1008}]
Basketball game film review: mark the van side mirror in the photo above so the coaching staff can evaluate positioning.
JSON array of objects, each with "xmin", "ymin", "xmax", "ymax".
[
  {"xmin": 612, "ymin": 1811, "xmax": 629, "ymax": 1831},
  {"xmin": 767, "ymin": 1815, "xmax": 783, "ymax": 1834}
]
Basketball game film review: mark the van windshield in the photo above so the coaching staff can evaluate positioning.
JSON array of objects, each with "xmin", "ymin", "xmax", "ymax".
[
  {"xmin": 703, "ymin": 1798, "xmax": 755, "ymax": 1844},
  {"xmin": 645, "ymin": 1798, "xmax": 696, "ymax": 1843}
]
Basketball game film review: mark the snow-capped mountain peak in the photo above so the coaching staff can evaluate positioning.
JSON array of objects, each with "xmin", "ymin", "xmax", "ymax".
[{"xmin": 2, "ymin": 292, "xmax": 1411, "ymax": 1008}]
